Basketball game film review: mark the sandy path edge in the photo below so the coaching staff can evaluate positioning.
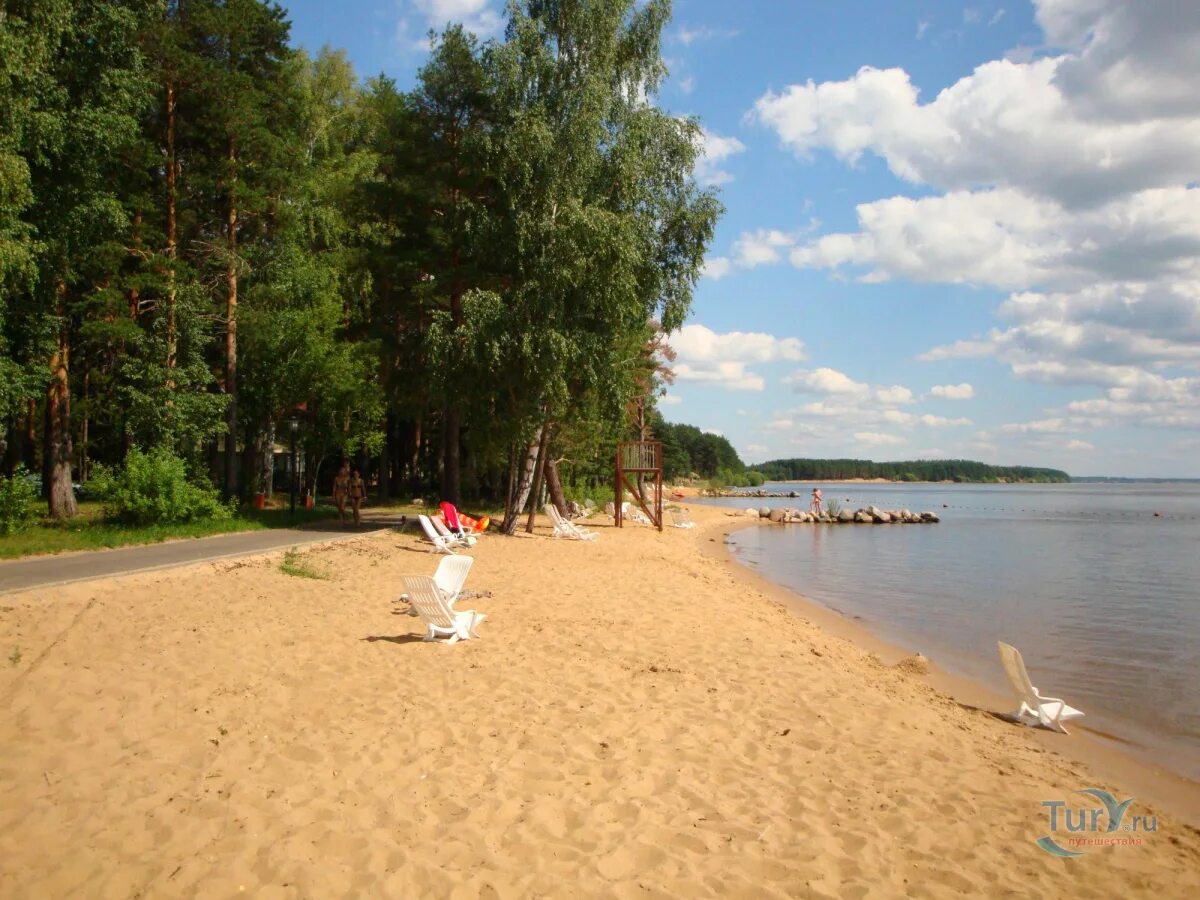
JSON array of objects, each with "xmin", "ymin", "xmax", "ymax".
[{"xmin": 696, "ymin": 513, "xmax": 1200, "ymax": 827}]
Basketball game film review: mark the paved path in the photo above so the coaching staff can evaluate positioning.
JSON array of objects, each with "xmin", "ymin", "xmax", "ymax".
[{"xmin": 0, "ymin": 517, "xmax": 409, "ymax": 595}]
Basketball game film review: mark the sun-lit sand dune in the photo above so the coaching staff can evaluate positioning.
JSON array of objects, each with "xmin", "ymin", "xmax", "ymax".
[{"xmin": 1, "ymin": 506, "xmax": 1198, "ymax": 898}]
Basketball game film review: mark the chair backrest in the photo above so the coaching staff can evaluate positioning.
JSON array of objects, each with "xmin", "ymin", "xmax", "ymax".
[
  {"xmin": 419, "ymin": 514, "xmax": 450, "ymax": 547},
  {"xmin": 997, "ymin": 642, "xmax": 1037, "ymax": 701},
  {"xmin": 604, "ymin": 501, "xmax": 615, "ymax": 517},
  {"xmin": 430, "ymin": 515, "xmax": 456, "ymax": 539},
  {"xmin": 545, "ymin": 503, "xmax": 566, "ymax": 527},
  {"xmin": 440, "ymin": 501, "xmax": 464, "ymax": 533},
  {"xmin": 403, "ymin": 575, "xmax": 454, "ymax": 627},
  {"xmin": 433, "ymin": 555, "xmax": 473, "ymax": 598}
]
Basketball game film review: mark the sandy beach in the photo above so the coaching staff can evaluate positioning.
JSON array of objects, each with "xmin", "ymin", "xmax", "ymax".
[{"xmin": 2, "ymin": 504, "xmax": 1198, "ymax": 898}]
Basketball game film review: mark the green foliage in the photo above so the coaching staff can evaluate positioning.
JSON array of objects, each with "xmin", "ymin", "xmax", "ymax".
[
  {"xmin": 750, "ymin": 458, "xmax": 1071, "ymax": 483},
  {"xmin": 279, "ymin": 548, "xmax": 328, "ymax": 580},
  {"xmin": 92, "ymin": 448, "xmax": 232, "ymax": 526},
  {"xmin": 0, "ymin": 469, "xmax": 39, "ymax": 535}
]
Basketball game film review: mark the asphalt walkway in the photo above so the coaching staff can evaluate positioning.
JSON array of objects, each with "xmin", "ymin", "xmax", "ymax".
[{"xmin": 0, "ymin": 516, "xmax": 409, "ymax": 595}]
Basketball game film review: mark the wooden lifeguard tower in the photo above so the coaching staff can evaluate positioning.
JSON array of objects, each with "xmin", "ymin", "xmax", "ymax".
[{"xmin": 614, "ymin": 440, "xmax": 663, "ymax": 531}]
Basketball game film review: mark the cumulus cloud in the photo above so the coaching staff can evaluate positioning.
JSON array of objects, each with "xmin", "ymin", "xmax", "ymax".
[
  {"xmin": 669, "ymin": 324, "xmax": 805, "ymax": 392},
  {"xmin": 701, "ymin": 256, "xmax": 732, "ymax": 280},
  {"xmin": 676, "ymin": 25, "xmax": 739, "ymax": 46},
  {"xmin": 743, "ymin": 1, "xmax": 1200, "ymax": 452},
  {"xmin": 410, "ymin": 0, "xmax": 503, "ymax": 38},
  {"xmin": 930, "ymin": 383, "xmax": 975, "ymax": 399},
  {"xmin": 785, "ymin": 367, "xmax": 868, "ymax": 396},
  {"xmin": 855, "ymin": 432, "xmax": 905, "ymax": 446},
  {"xmin": 694, "ymin": 128, "xmax": 747, "ymax": 187}
]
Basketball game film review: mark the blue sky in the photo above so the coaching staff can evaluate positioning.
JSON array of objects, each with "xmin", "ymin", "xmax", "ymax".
[{"xmin": 282, "ymin": 0, "xmax": 1200, "ymax": 477}]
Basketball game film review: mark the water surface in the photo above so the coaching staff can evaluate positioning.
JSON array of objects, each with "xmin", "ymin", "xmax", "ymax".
[{"xmin": 703, "ymin": 483, "xmax": 1200, "ymax": 780}]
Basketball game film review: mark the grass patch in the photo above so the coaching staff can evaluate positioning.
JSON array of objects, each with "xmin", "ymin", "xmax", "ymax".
[
  {"xmin": 279, "ymin": 548, "xmax": 328, "ymax": 580},
  {"xmin": 0, "ymin": 502, "xmax": 340, "ymax": 560}
]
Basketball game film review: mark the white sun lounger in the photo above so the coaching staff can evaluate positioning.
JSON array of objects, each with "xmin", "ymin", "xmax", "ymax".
[
  {"xmin": 431, "ymin": 514, "xmax": 476, "ymax": 547},
  {"xmin": 402, "ymin": 575, "xmax": 486, "ymax": 643},
  {"xmin": 418, "ymin": 514, "xmax": 460, "ymax": 554},
  {"xmin": 622, "ymin": 502, "xmax": 652, "ymax": 525},
  {"xmin": 401, "ymin": 555, "xmax": 474, "ymax": 617},
  {"xmin": 997, "ymin": 641, "xmax": 1085, "ymax": 734},
  {"xmin": 545, "ymin": 504, "xmax": 598, "ymax": 541},
  {"xmin": 668, "ymin": 507, "xmax": 696, "ymax": 529}
]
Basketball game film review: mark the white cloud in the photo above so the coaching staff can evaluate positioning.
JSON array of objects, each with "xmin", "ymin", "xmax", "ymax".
[
  {"xmin": 658, "ymin": 394, "xmax": 682, "ymax": 406},
  {"xmin": 669, "ymin": 324, "xmax": 805, "ymax": 392},
  {"xmin": 751, "ymin": 59, "xmax": 1200, "ymax": 208},
  {"xmin": 918, "ymin": 414, "xmax": 973, "ymax": 427},
  {"xmin": 701, "ymin": 256, "xmax": 732, "ymax": 280},
  {"xmin": 678, "ymin": 76, "xmax": 695, "ymax": 95},
  {"xmin": 989, "ymin": 8, "xmax": 1006, "ymax": 27},
  {"xmin": 732, "ymin": 229, "xmax": 801, "ymax": 268},
  {"xmin": 743, "ymin": 443, "xmax": 769, "ymax": 457},
  {"xmin": 916, "ymin": 19, "xmax": 931, "ymax": 40},
  {"xmin": 411, "ymin": 0, "xmax": 503, "ymax": 37},
  {"xmin": 676, "ymin": 25, "xmax": 739, "ymax": 46},
  {"xmin": 930, "ymin": 383, "xmax": 975, "ymax": 399},
  {"xmin": 1065, "ymin": 439, "xmax": 1095, "ymax": 451},
  {"xmin": 855, "ymin": 432, "xmax": 905, "ymax": 446},
  {"xmin": 784, "ymin": 367, "xmax": 868, "ymax": 397},
  {"xmin": 875, "ymin": 385, "xmax": 915, "ymax": 405},
  {"xmin": 746, "ymin": 1, "xmax": 1200, "ymax": 458},
  {"xmin": 702, "ymin": 428, "xmax": 724, "ymax": 436},
  {"xmin": 694, "ymin": 127, "xmax": 747, "ymax": 187}
]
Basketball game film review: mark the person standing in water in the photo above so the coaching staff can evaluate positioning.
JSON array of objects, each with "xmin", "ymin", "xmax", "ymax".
[
  {"xmin": 333, "ymin": 463, "xmax": 350, "ymax": 523},
  {"xmin": 349, "ymin": 469, "xmax": 366, "ymax": 526},
  {"xmin": 810, "ymin": 487, "xmax": 823, "ymax": 515}
]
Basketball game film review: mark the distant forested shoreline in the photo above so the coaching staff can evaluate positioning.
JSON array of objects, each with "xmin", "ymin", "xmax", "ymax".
[{"xmin": 750, "ymin": 459, "xmax": 1070, "ymax": 483}]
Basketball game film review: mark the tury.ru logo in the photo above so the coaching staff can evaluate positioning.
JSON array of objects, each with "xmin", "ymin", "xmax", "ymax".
[{"xmin": 1036, "ymin": 788, "xmax": 1157, "ymax": 857}]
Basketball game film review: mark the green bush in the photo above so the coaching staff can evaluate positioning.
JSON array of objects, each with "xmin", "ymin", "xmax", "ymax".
[
  {"xmin": 92, "ymin": 448, "xmax": 232, "ymax": 526},
  {"xmin": 0, "ymin": 469, "xmax": 39, "ymax": 535}
]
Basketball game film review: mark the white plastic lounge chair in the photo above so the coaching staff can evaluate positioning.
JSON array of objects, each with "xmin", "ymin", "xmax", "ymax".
[
  {"xmin": 622, "ymin": 502, "xmax": 652, "ymax": 525},
  {"xmin": 418, "ymin": 514, "xmax": 460, "ymax": 554},
  {"xmin": 668, "ymin": 507, "xmax": 696, "ymax": 529},
  {"xmin": 433, "ymin": 555, "xmax": 474, "ymax": 607},
  {"xmin": 431, "ymin": 514, "xmax": 476, "ymax": 547},
  {"xmin": 402, "ymin": 574, "xmax": 486, "ymax": 643},
  {"xmin": 545, "ymin": 504, "xmax": 598, "ymax": 541},
  {"xmin": 997, "ymin": 642, "xmax": 1085, "ymax": 734},
  {"xmin": 604, "ymin": 501, "xmax": 616, "ymax": 518},
  {"xmin": 401, "ymin": 555, "xmax": 474, "ymax": 617}
]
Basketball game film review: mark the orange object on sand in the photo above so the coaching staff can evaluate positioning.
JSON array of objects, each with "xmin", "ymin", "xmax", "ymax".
[{"xmin": 457, "ymin": 512, "xmax": 489, "ymax": 533}]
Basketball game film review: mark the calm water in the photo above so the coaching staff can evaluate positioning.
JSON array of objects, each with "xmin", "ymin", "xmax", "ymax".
[{"xmin": 702, "ymin": 483, "xmax": 1200, "ymax": 780}]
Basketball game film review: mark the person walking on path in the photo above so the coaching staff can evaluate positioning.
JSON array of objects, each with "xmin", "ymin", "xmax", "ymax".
[
  {"xmin": 333, "ymin": 463, "xmax": 351, "ymax": 523},
  {"xmin": 349, "ymin": 469, "xmax": 366, "ymax": 526},
  {"xmin": 810, "ymin": 487, "xmax": 823, "ymax": 516}
]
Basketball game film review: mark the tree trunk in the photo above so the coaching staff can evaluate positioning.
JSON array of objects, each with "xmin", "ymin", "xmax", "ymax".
[
  {"xmin": 379, "ymin": 411, "xmax": 393, "ymax": 501},
  {"xmin": 501, "ymin": 425, "xmax": 543, "ymax": 534},
  {"xmin": 164, "ymin": 78, "xmax": 178, "ymax": 376},
  {"xmin": 545, "ymin": 454, "xmax": 568, "ymax": 515},
  {"xmin": 441, "ymin": 406, "xmax": 460, "ymax": 505},
  {"xmin": 46, "ymin": 284, "xmax": 77, "ymax": 518},
  {"xmin": 523, "ymin": 425, "xmax": 551, "ymax": 534},
  {"xmin": 262, "ymin": 418, "xmax": 275, "ymax": 498},
  {"xmin": 223, "ymin": 134, "xmax": 238, "ymax": 500},
  {"xmin": 409, "ymin": 417, "xmax": 422, "ymax": 497}
]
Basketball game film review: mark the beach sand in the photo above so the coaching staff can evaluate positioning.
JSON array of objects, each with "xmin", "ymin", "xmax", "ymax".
[{"xmin": 1, "ymin": 505, "xmax": 1198, "ymax": 898}]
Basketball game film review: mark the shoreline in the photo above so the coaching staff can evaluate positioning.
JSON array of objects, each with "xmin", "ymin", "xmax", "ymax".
[
  {"xmin": 2, "ymin": 505, "xmax": 1199, "ymax": 894},
  {"xmin": 697, "ymin": 513, "xmax": 1200, "ymax": 827}
]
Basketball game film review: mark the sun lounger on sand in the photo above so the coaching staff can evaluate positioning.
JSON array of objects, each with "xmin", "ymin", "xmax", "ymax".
[
  {"xmin": 668, "ymin": 507, "xmax": 695, "ymax": 529},
  {"xmin": 402, "ymin": 574, "xmax": 487, "ymax": 643},
  {"xmin": 419, "ymin": 514, "xmax": 462, "ymax": 553},
  {"xmin": 545, "ymin": 504, "xmax": 598, "ymax": 541},
  {"xmin": 997, "ymin": 641, "xmax": 1085, "ymax": 733}
]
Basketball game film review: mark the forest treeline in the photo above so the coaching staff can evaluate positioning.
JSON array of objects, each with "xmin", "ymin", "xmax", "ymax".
[
  {"xmin": 750, "ymin": 459, "xmax": 1071, "ymax": 483},
  {"xmin": 0, "ymin": 0, "xmax": 721, "ymax": 532}
]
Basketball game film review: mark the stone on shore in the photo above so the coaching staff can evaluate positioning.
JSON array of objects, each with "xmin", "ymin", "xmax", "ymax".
[{"xmin": 837, "ymin": 509, "xmax": 854, "ymax": 522}]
